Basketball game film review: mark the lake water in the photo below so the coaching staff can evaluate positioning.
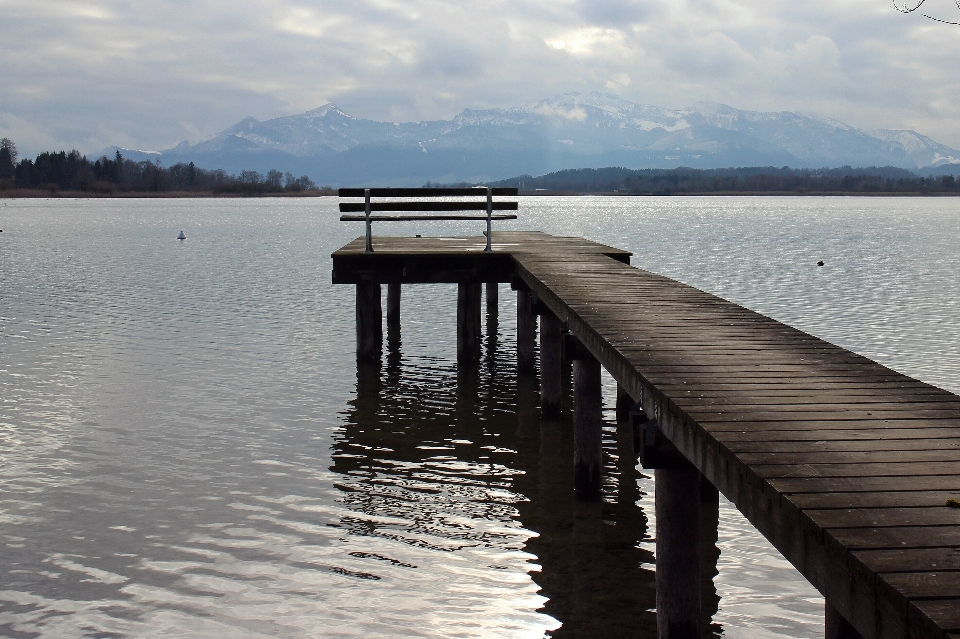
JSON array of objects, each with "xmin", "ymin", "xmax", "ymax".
[{"xmin": 2, "ymin": 196, "xmax": 959, "ymax": 638}]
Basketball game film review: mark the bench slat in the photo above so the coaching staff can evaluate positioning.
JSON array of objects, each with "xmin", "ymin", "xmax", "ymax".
[
  {"xmin": 339, "ymin": 187, "xmax": 518, "ymax": 197},
  {"xmin": 340, "ymin": 214, "xmax": 518, "ymax": 222},
  {"xmin": 340, "ymin": 201, "xmax": 518, "ymax": 213}
]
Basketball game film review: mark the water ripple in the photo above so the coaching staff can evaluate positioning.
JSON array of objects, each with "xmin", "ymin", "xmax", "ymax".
[{"xmin": 2, "ymin": 196, "xmax": 958, "ymax": 637}]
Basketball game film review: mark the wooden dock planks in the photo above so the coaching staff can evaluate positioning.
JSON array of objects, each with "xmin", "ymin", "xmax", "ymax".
[{"xmin": 332, "ymin": 231, "xmax": 960, "ymax": 639}]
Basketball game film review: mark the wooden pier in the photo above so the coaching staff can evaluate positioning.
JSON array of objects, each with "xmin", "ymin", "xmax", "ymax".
[{"xmin": 332, "ymin": 230, "xmax": 960, "ymax": 639}]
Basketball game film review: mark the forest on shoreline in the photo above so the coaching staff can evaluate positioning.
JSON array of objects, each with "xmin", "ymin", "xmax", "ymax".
[
  {"xmin": 484, "ymin": 166, "xmax": 960, "ymax": 195},
  {"xmin": 0, "ymin": 138, "xmax": 327, "ymax": 195}
]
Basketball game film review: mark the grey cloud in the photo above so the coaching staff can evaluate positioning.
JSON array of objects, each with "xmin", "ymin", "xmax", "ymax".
[
  {"xmin": 3, "ymin": 0, "xmax": 960, "ymax": 157},
  {"xmin": 573, "ymin": 0, "xmax": 658, "ymax": 26},
  {"xmin": 416, "ymin": 42, "xmax": 486, "ymax": 79}
]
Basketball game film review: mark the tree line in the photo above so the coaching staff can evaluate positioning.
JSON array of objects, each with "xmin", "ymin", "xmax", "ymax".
[
  {"xmin": 482, "ymin": 165, "xmax": 960, "ymax": 195},
  {"xmin": 0, "ymin": 138, "xmax": 325, "ymax": 194}
]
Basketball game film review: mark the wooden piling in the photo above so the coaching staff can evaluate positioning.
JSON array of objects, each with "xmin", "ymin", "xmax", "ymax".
[
  {"xmin": 486, "ymin": 282, "xmax": 499, "ymax": 360},
  {"xmin": 387, "ymin": 281, "xmax": 401, "ymax": 326},
  {"xmin": 457, "ymin": 282, "xmax": 482, "ymax": 361},
  {"xmin": 485, "ymin": 299, "xmax": 498, "ymax": 363},
  {"xmin": 655, "ymin": 465, "xmax": 701, "ymax": 639},
  {"xmin": 826, "ymin": 602, "xmax": 864, "ymax": 639},
  {"xmin": 699, "ymin": 475, "xmax": 720, "ymax": 634},
  {"xmin": 486, "ymin": 281, "xmax": 498, "ymax": 311},
  {"xmin": 616, "ymin": 383, "xmax": 633, "ymax": 422},
  {"xmin": 356, "ymin": 281, "xmax": 382, "ymax": 361},
  {"xmin": 540, "ymin": 312, "xmax": 563, "ymax": 419},
  {"xmin": 573, "ymin": 356, "xmax": 602, "ymax": 498},
  {"xmin": 517, "ymin": 288, "xmax": 536, "ymax": 373}
]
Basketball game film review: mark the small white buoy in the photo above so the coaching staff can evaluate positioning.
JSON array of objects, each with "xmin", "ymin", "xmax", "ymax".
[{"xmin": 177, "ymin": 229, "xmax": 186, "ymax": 240}]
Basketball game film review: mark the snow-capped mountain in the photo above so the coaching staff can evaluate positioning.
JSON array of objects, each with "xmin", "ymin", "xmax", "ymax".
[
  {"xmin": 142, "ymin": 92, "xmax": 960, "ymax": 186},
  {"xmin": 871, "ymin": 129, "xmax": 960, "ymax": 168}
]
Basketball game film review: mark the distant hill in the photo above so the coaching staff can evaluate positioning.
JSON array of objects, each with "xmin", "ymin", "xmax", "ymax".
[
  {"xmin": 486, "ymin": 166, "xmax": 957, "ymax": 195},
  {"xmin": 95, "ymin": 147, "xmax": 162, "ymax": 163},
  {"xmin": 103, "ymin": 93, "xmax": 960, "ymax": 186}
]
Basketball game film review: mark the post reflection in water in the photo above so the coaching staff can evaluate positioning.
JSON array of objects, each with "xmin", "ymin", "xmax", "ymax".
[
  {"xmin": 334, "ymin": 308, "xmax": 722, "ymax": 638},
  {"xmin": 386, "ymin": 320, "xmax": 403, "ymax": 384}
]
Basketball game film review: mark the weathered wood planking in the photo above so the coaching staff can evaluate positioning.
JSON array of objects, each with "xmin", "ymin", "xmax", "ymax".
[{"xmin": 332, "ymin": 231, "xmax": 960, "ymax": 639}]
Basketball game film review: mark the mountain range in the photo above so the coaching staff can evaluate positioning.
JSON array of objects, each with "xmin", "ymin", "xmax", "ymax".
[{"xmin": 105, "ymin": 93, "xmax": 960, "ymax": 186}]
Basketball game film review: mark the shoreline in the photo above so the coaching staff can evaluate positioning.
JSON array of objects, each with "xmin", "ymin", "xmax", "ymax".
[{"xmin": 0, "ymin": 189, "xmax": 338, "ymax": 199}]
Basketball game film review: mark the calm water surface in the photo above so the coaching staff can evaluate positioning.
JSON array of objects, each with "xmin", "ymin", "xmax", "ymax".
[{"xmin": 2, "ymin": 196, "xmax": 959, "ymax": 638}]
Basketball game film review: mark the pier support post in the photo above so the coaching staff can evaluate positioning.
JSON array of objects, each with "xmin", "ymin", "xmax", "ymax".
[
  {"xmin": 540, "ymin": 312, "xmax": 563, "ymax": 420},
  {"xmin": 826, "ymin": 602, "xmax": 864, "ymax": 639},
  {"xmin": 485, "ymin": 291, "xmax": 499, "ymax": 364},
  {"xmin": 356, "ymin": 281, "xmax": 382, "ymax": 362},
  {"xmin": 573, "ymin": 354, "xmax": 602, "ymax": 499},
  {"xmin": 699, "ymin": 475, "xmax": 721, "ymax": 634},
  {"xmin": 656, "ymin": 464, "xmax": 701, "ymax": 639},
  {"xmin": 457, "ymin": 282, "xmax": 482, "ymax": 361},
  {"xmin": 517, "ymin": 288, "xmax": 536, "ymax": 373},
  {"xmin": 387, "ymin": 282, "xmax": 401, "ymax": 327},
  {"xmin": 616, "ymin": 383, "xmax": 633, "ymax": 422},
  {"xmin": 486, "ymin": 282, "xmax": 498, "ymax": 311}
]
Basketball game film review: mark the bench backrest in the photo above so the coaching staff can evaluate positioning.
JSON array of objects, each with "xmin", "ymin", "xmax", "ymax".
[{"xmin": 339, "ymin": 187, "xmax": 519, "ymax": 253}]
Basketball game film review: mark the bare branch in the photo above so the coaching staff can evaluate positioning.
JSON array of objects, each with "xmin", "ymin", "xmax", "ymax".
[{"xmin": 892, "ymin": 0, "xmax": 960, "ymax": 23}]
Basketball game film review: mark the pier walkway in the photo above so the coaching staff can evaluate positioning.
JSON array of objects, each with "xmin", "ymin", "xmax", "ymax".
[{"xmin": 332, "ymin": 231, "xmax": 960, "ymax": 639}]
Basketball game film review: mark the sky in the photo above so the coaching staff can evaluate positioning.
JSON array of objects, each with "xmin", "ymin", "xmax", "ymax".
[{"xmin": 2, "ymin": 0, "xmax": 960, "ymax": 157}]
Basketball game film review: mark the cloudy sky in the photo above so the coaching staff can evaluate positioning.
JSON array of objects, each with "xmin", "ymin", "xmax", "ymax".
[{"xmin": 2, "ymin": 0, "xmax": 960, "ymax": 156}]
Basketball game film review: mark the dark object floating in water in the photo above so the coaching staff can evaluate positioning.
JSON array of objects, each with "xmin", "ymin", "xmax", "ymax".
[
  {"xmin": 177, "ymin": 229, "xmax": 186, "ymax": 240},
  {"xmin": 816, "ymin": 260, "xmax": 824, "ymax": 266}
]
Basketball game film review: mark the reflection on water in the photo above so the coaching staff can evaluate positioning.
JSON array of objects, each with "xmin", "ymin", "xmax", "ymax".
[
  {"xmin": 4, "ymin": 196, "xmax": 957, "ymax": 638},
  {"xmin": 334, "ymin": 304, "xmax": 664, "ymax": 638}
]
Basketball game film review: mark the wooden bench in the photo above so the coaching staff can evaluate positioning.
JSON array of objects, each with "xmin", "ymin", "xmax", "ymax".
[{"xmin": 339, "ymin": 187, "xmax": 518, "ymax": 253}]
